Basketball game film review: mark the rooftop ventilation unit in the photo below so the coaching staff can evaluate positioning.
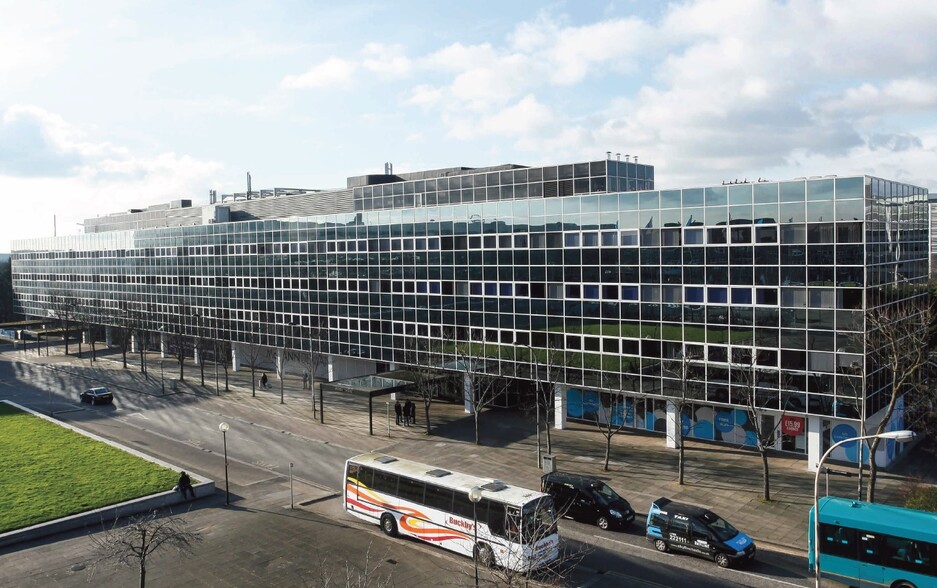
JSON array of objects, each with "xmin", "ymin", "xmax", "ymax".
[
  {"xmin": 426, "ymin": 469, "xmax": 451, "ymax": 478},
  {"xmin": 375, "ymin": 455, "xmax": 398, "ymax": 464},
  {"xmin": 480, "ymin": 481, "xmax": 508, "ymax": 492}
]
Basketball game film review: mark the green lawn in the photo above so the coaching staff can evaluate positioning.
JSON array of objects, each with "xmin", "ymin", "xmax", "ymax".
[{"xmin": 0, "ymin": 403, "xmax": 178, "ymax": 534}]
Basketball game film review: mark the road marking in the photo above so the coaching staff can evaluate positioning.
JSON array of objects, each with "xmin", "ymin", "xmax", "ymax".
[
  {"xmin": 594, "ymin": 535, "xmax": 674, "ymax": 557},
  {"xmin": 722, "ymin": 567, "xmax": 806, "ymax": 588},
  {"xmin": 594, "ymin": 535, "xmax": 807, "ymax": 588},
  {"xmin": 579, "ymin": 570, "xmax": 674, "ymax": 588}
]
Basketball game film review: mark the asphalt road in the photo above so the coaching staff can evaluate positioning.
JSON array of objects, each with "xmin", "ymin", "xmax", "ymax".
[{"xmin": 0, "ymin": 349, "xmax": 825, "ymax": 587}]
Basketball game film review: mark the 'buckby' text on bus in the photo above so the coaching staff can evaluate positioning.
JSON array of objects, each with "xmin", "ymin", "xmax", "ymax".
[
  {"xmin": 344, "ymin": 453, "xmax": 560, "ymax": 571},
  {"xmin": 809, "ymin": 496, "xmax": 937, "ymax": 588}
]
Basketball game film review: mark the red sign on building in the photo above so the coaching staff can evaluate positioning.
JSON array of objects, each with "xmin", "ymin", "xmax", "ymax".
[{"xmin": 781, "ymin": 415, "xmax": 805, "ymax": 436}]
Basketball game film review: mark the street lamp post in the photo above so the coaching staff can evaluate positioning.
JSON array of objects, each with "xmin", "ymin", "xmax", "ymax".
[
  {"xmin": 812, "ymin": 429, "xmax": 914, "ymax": 587},
  {"xmin": 468, "ymin": 486, "xmax": 483, "ymax": 588},
  {"xmin": 219, "ymin": 422, "xmax": 230, "ymax": 505}
]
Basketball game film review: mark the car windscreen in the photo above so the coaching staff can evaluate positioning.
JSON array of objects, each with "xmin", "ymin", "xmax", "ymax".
[
  {"xmin": 590, "ymin": 482, "xmax": 621, "ymax": 505},
  {"xmin": 701, "ymin": 511, "xmax": 739, "ymax": 542}
]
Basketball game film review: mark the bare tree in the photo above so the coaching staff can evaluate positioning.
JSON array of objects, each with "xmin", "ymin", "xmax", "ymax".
[
  {"xmin": 473, "ymin": 504, "xmax": 590, "ymax": 588},
  {"xmin": 88, "ymin": 510, "xmax": 202, "ymax": 588},
  {"xmin": 585, "ymin": 371, "xmax": 635, "ymax": 472},
  {"xmin": 244, "ymin": 341, "xmax": 266, "ymax": 397},
  {"xmin": 458, "ymin": 333, "xmax": 510, "ymax": 445},
  {"xmin": 48, "ymin": 290, "xmax": 78, "ymax": 356},
  {"xmin": 732, "ymin": 354, "xmax": 785, "ymax": 502},
  {"xmin": 661, "ymin": 347, "xmax": 706, "ymax": 485},
  {"xmin": 862, "ymin": 293, "xmax": 935, "ymax": 502},
  {"xmin": 298, "ymin": 542, "xmax": 396, "ymax": 588},
  {"xmin": 401, "ymin": 327, "xmax": 451, "ymax": 435},
  {"xmin": 525, "ymin": 343, "xmax": 565, "ymax": 457}
]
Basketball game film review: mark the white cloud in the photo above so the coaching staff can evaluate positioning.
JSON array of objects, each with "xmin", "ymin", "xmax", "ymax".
[
  {"xmin": 280, "ymin": 56, "xmax": 357, "ymax": 89},
  {"xmin": 361, "ymin": 43, "xmax": 412, "ymax": 78},
  {"xmin": 0, "ymin": 106, "xmax": 223, "ymax": 251}
]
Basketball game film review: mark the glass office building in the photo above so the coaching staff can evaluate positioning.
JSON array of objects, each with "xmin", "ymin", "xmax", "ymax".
[{"xmin": 11, "ymin": 158, "xmax": 929, "ymax": 469}]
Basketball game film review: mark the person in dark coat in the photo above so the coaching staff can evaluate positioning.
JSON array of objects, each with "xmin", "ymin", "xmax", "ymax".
[
  {"xmin": 403, "ymin": 399, "xmax": 413, "ymax": 426},
  {"xmin": 260, "ymin": 373, "xmax": 268, "ymax": 389},
  {"xmin": 409, "ymin": 398, "xmax": 417, "ymax": 426},
  {"xmin": 394, "ymin": 400, "xmax": 402, "ymax": 425},
  {"xmin": 178, "ymin": 471, "xmax": 195, "ymax": 499}
]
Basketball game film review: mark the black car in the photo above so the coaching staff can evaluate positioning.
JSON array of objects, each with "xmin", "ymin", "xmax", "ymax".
[
  {"xmin": 80, "ymin": 387, "xmax": 113, "ymax": 405},
  {"xmin": 541, "ymin": 471, "xmax": 635, "ymax": 530}
]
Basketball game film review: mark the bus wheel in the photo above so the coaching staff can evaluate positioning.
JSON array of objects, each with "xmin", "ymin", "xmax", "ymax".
[
  {"xmin": 653, "ymin": 539, "xmax": 669, "ymax": 553},
  {"xmin": 892, "ymin": 583, "xmax": 916, "ymax": 588},
  {"xmin": 380, "ymin": 513, "xmax": 398, "ymax": 537},
  {"xmin": 714, "ymin": 553, "xmax": 731, "ymax": 568},
  {"xmin": 596, "ymin": 516, "xmax": 610, "ymax": 530},
  {"xmin": 474, "ymin": 543, "xmax": 494, "ymax": 568}
]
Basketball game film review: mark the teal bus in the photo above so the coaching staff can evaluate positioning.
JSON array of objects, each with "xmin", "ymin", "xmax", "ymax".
[{"xmin": 809, "ymin": 496, "xmax": 937, "ymax": 588}]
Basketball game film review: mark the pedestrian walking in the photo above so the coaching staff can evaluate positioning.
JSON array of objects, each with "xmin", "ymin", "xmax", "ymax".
[
  {"xmin": 302, "ymin": 371, "xmax": 309, "ymax": 390},
  {"xmin": 394, "ymin": 400, "xmax": 402, "ymax": 425},
  {"xmin": 403, "ymin": 399, "xmax": 413, "ymax": 426},
  {"xmin": 177, "ymin": 471, "xmax": 195, "ymax": 500},
  {"xmin": 260, "ymin": 373, "xmax": 268, "ymax": 389},
  {"xmin": 409, "ymin": 398, "xmax": 417, "ymax": 426}
]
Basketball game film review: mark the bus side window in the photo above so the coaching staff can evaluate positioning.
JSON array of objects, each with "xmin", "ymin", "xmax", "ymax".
[
  {"xmin": 452, "ymin": 493, "xmax": 475, "ymax": 520},
  {"xmin": 355, "ymin": 466, "xmax": 374, "ymax": 489},
  {"xmin": 858, "ymin": 533, "xmax": 881, "ymax": 565},
  {"xmin": 371, "ymin": 471, "xmax": 399, "ymax": 496},
  {"xmin": 487, "ymin": 501, "xmax": 507, "ymax": 538},
  {"xmin": 424, "ymin": 485, "xmax": 453, "ymax": 512},
  {"xmin": 883, "ymin": 536, "xmax": 932, "ymax": 574},
  {"xmin": 820, "ymin": 524, "xmax": 856, "ymax": 560},
  {"xmin": 397, "ymin": 477, "xmax": 426, "ymax": 506}
]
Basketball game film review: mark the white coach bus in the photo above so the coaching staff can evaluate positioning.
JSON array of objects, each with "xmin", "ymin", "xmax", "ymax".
[{"xmin": 344, "ymin": 452, "xmax": 560, "ymax": 571}]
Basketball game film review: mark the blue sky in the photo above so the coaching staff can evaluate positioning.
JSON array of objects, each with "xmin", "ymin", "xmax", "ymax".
[{"xmin": 2, "ymin": 0, "xmax": 936, "ymax": 252}]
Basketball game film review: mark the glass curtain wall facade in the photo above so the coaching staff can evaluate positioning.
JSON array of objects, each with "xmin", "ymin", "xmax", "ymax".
[{"xmin": 11, "ymin": 168, "xmax": 929, "ymax": 466}]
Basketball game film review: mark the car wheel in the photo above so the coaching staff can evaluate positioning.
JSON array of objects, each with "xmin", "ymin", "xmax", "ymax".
[
  {"xmin": 714, "ymin": 553, "xmax": 731, "ymax": 568},
  {"xmin": 596, "ymin": 516, "xmax": 610, "ymax": 530},
  {"xmin": 654, "ymin": 539, "xmax": 669, "ymax": 553},
  {"xmin": 380, "ymin": 513, "xmax": 398, "ymax": 537},
  {"xmin": 474, "ymin": 543, "xmax": 494, "ymax": 568}
]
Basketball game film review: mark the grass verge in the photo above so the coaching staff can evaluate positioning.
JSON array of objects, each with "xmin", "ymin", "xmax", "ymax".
[{"xmin": 0, "ymin": 403, "xmax": 177, "ymax": 534}]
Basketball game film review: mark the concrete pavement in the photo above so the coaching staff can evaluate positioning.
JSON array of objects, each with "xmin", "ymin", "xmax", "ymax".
[{"xmin": 1, "ymin": 343, "xmax": 935, "ymax": 584}]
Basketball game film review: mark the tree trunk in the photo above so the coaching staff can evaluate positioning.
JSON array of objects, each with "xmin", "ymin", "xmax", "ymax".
[
  {"xmin": 139, "ymin": 560, "xmax": 146, "ymax": 588},
  {"xmin": 199, "ymin": 344, "xmax": 206, "ymax": 386},
  {"xmin": 64, "ymin": 321, "xmax": 70, "ymax": 356},
  {"xmin": 138, "ymin": 332, "xmax": 146, "ymax": 374},
  {"xmin": 603, "ymin": 435, "xmax": 611, "ymax": 471},
  {"xmin": 423, "ymin": 401, "xmax": 432, "ymax": 435},
  {"xmin": 474, "ymin": 410, "xmax": 480, "ymax": 445},
  {"xmin": 866, "ymin": 437, "xmax": 882, "ymax": 503},
  {"xmin": 678, "ymin": 442, "xmax": 685, "ymax": 485},
  {"xmin": 761, "ymin": 450, "xmax": 771, "ymax": 502},
  {"xmin": 250, "ymin": 365, "xmax": 256, "ymax": 397}
]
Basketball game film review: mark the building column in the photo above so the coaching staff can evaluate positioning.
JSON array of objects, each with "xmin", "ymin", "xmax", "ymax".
[
  {"xmin": 464, "ymin": 374, "xmax": 475, "ymax": 414},
  {"xmin": 160, "ymin": 332, "xmax": 168, "ymax": 358},
  {"xmin": 276, "ymin": 348, "xmax": 285, "ymax": 379},
  {"xmin": 553, "ymin": 384, "xmax": 566, "ymax": 430},
  {"xmin": 807, "ymin": 415, "xmax": 823, "ymax": 472},
  {"xmin": 194, "ymin": 346, "xmax": 201, "ymax": 367},
  {"xmin": 105, "ymin": 326, "xmax": 113, "ymax": 347},
  {"xmin": 326, "ymin": 354, "xmax": 335, "ymax": 382},
  {"xmin": 665, "ymin": 400, "xmax": 680, "ymax": 449},
  {"xmin": 82, "ymin": 330, "xmax": 91, "ymax": 345},
  {"xmin": 231, "ymin": 345, "xmax": 241, "ymax": 372},
  {"xmin": 130, "ymin": 333, "xmax": 138, "ymax": 353}
]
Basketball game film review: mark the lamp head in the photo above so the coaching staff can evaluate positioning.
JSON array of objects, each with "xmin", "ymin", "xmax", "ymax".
[
  {"xmin": 219, "ymin": 422, "xmax": 230, "ymax": 433},
  {"xmin": 879, "ymin": 430, "xmax": 915, "ymax": 441},
  {"xmin": 468, "ymin": 486, "xmax": 483, "ymax": 503}
]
